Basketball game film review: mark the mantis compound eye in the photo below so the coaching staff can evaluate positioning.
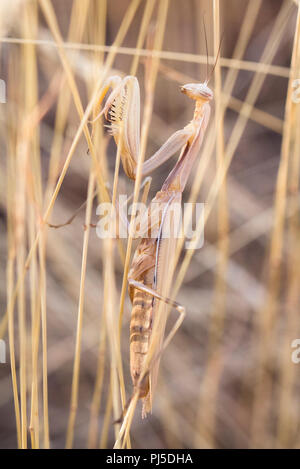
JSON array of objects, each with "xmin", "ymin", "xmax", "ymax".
[{"xmin": 181, "ymin": 83, "xmax": 213, "ymax": 101}]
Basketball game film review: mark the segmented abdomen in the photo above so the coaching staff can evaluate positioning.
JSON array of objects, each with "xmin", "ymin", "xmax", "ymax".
[{"xmin": 130, "ymin": 287, "xmax": 153, "ymax": 397}]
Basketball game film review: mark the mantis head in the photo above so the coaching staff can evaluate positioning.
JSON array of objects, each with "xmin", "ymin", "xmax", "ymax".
[{"xmin": 180, "ymin": 82, "xmax": 213, "ymax": 102}]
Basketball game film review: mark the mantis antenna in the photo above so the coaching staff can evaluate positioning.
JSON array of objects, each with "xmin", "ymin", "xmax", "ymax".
[
  {"xmin": 206, "ymin": 31, "xmax": 225, "ymax": 85},
  {"xmin": 203, "ymin": 16, "xmax": 209, "ymax": 82}
]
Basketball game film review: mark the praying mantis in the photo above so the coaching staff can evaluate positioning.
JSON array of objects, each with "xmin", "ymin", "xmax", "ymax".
[
  {"xmin": 51, "ymin": 71, "xmax": 214, "ymax": 418},
  {"xmin": 93, "ymin": 73, "xmax": 213, "ymax": 417}
]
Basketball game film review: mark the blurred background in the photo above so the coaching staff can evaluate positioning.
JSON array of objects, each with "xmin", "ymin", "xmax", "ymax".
[{"xmin": 0, "ymin": 0, "xmax": 300, "ymax": 449}]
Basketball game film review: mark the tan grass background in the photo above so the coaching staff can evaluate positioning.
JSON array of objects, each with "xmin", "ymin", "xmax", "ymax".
[{"xmin": 0, "ymin": 0, "xmax": 300, "ymax": 449}]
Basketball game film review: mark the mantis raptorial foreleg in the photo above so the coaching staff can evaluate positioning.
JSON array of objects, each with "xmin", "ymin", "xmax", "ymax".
[{"xmin": 91, "ymin": 75, "xmax": 196, "ymax": 180}]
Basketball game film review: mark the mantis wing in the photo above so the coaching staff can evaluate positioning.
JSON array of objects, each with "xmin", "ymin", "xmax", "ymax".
[{"xmin": 143, "ymin": 192, "xmax": 182, "ymax": 417}]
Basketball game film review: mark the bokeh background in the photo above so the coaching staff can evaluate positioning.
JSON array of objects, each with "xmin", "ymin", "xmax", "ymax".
[{"xmin": 0, "ymin": 0, "xmax": 300, "ymax": 449}]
